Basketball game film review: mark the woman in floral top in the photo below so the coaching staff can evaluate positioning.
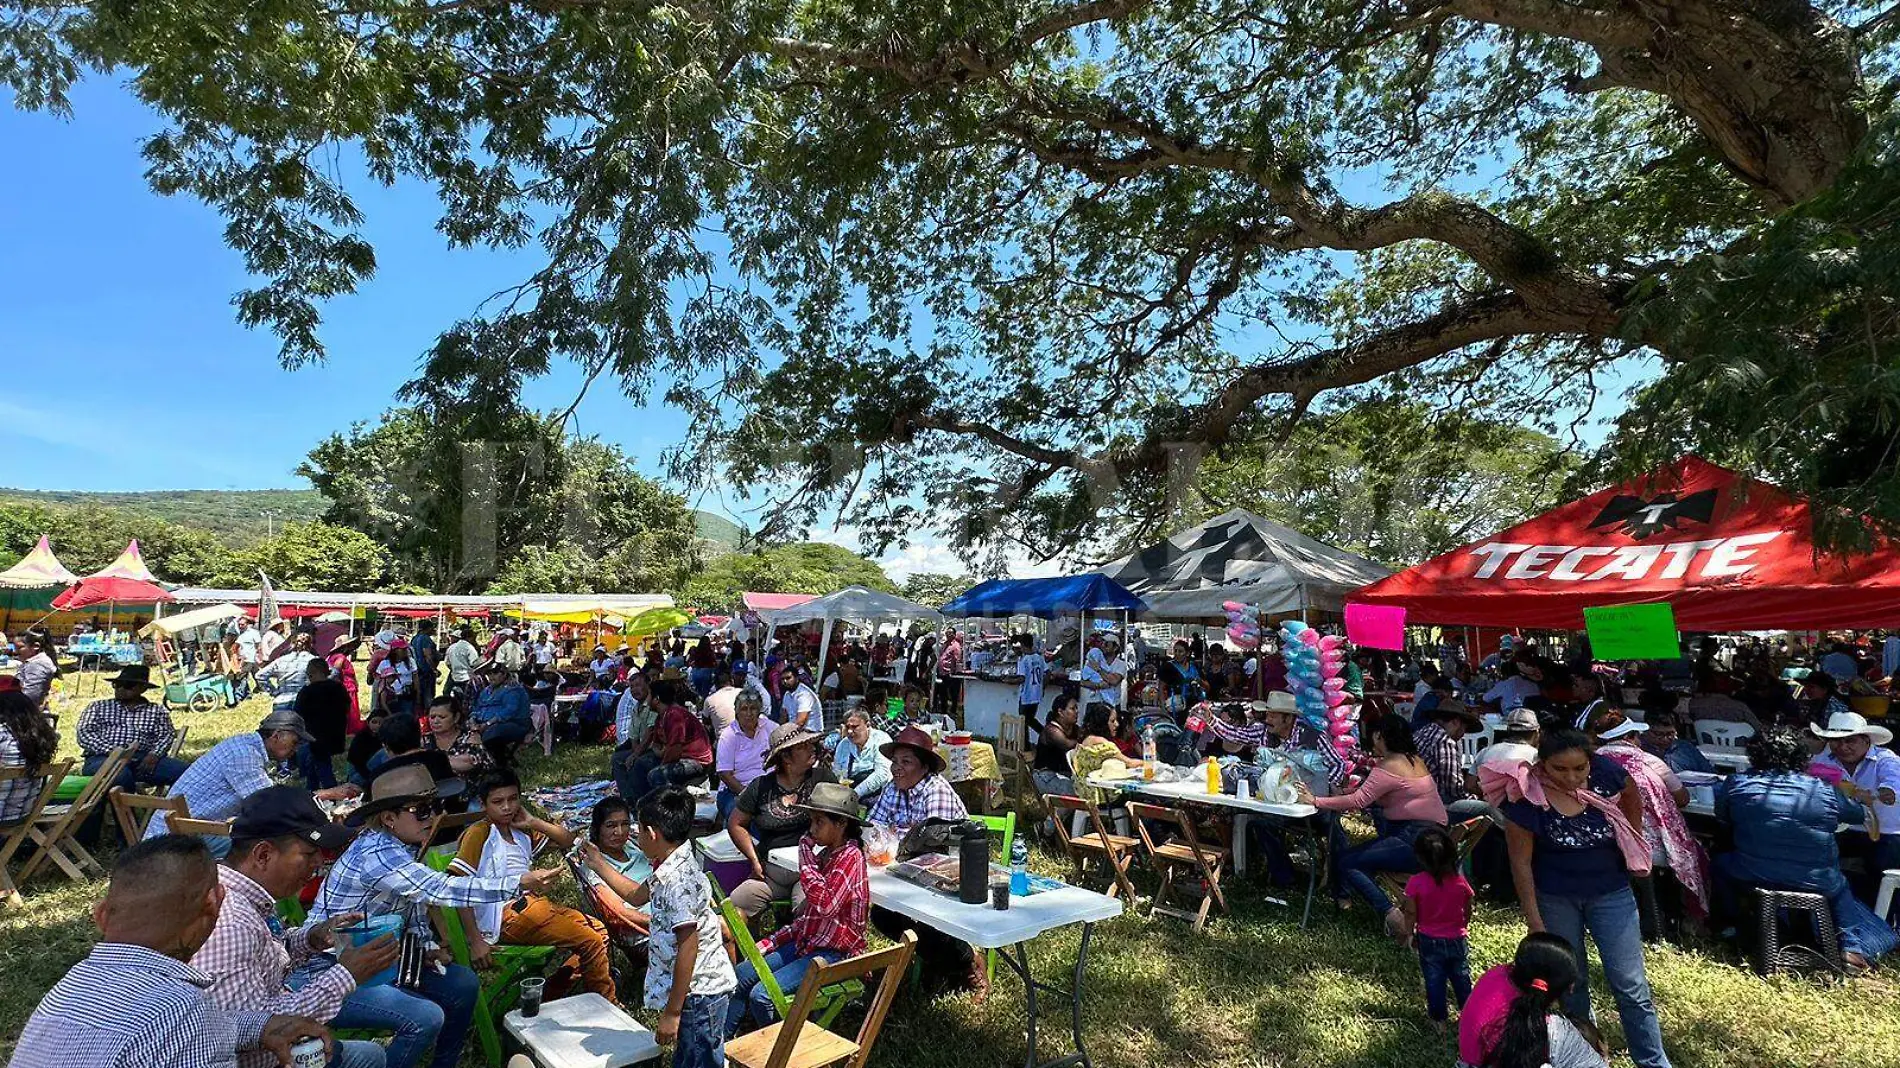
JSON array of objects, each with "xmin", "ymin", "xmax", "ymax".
[
  {"xmin": 1071, "ymin": 703, "xmax": 1128, "ymax": 807},
  {"xmin": 422, "ymin": 694, "xmax": 493, "ymax": 778},
  {"xmin": 726, "ymin": 780, "xmax": 868, "ymax": 1034}
]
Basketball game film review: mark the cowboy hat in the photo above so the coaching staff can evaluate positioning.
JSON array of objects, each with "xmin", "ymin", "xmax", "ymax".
[
  {"xmin": 1585, "ymin": 706, "xmax": 1646, "ymax": 741},
  {"xmin": 258, "ymin": 709, "xmax": 315, "ymax": 743},
  {"xmin": 1259, "ymin": 691, "xmax": 1298, "ymax": 715},
  {"xmin": 328, "ymin": 635, "xmax": 364, "ymax": 657},
  {"xmin": 765, "ymin": 722, "xmax": 823, "ymax": 767},
  {"xmin": 1094, "ymin": 758, "xmax": 1136, "ymax": 781},
  {"xmin": 350, "ymin": 762, "xmax": 465, "ymax": 823},
  {"xmin": 1809, "ymin": 710, "xmax": 1894, "ymax": 746},
  {"xmin": 106, "ymin": 665, "xmax": 156, "ymax": 690},
  {"xmin": 879, "ymin": 725, "xmax": 947, "ymax": 774},
  {"xmin": 1428, "ymin": 698, "xmax": 1484, "ymax": 732},
  {"xmin": 1098, "ymin": 632, "xmax": 1122, "ymax": 649},
  {"xmin": 794, "ymin": 781, "xmax": 864, "ymax": 823}
]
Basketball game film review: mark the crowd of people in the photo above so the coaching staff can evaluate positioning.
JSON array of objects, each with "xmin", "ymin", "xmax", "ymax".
[{"xmin": 6, "ymin": 616, "xmax": 1900, "ymax": 1068}]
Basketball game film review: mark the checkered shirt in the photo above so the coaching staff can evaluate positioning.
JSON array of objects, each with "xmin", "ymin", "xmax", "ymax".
[
  {"xmin": 10, "ymin": 942, "xmax": 270, "ymax": 1068},
  {"xmin": 76, "ymin": 697, "xmax": 176, "ymax": 759},
  {"xmin": 310, "ymin": 827, "xmax": 525, "ymax": 943},
  {"xmin": 865, "ymin": 772, "xmax": 967, "ymax": 828},
  {"xmin": 758, "ymin": 837, "xmax": 868, "ymax": 958},
  {"xmin": 146, "ymin": 733, "xmax": 274, "ymax": 839},
  {"xmin": 0, "ymin": 722, "xmax": 47, "ymax": 824},
  {"xmin": 192, "ymin": 865, "xmax": 357, "ymax": 1068}
]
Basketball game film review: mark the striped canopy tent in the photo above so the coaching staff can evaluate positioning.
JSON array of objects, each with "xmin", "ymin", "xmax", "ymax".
[
  {"xmin": 0, "ymin": 535, "xmax": 79, "ymax": 589},
  {"xmin": 51, "ymin": 539, "xmax": 175, "ymax": 611}
]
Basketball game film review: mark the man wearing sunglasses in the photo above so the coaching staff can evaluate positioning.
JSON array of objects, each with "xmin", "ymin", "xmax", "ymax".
[{"xmin": 309, "ymin": 764, "xmax": 563, "ymax": 1068}]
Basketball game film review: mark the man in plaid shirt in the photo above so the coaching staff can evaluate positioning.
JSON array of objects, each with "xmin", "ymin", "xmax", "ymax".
[
  {"xmin": 193, "ymin": 787, "xmax": 393, "ymax": 1068},
  {"xmin": 308, "ymin": 764, "xmax": 563, "ymax": 1068},
  {"xmin": 78, "ymin": 665, "xmax": 186, "ymax": 791},
  {"xmin": 11, "ymin": 835, "xmax": 330, "ymax": 1068},
  {"xmin": 863, "ymin": 727, "xmax": 987, "ymax": 1000}
]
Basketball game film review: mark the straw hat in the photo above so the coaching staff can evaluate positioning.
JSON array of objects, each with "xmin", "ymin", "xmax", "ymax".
[
  {"xmin": 1094, "ymin": 758, "xmax": 1136, "ymax": 781},
  {"xmin": 794, "ymin": 781, "xmax": 864, "ymax": 823},
  {"xmin": 765, "ymin": 722, "xmax": 823, "ymax": 767},
  {"xmin": 1809, "ymin": 710, "xmax": 1894, "ymax": 746}
]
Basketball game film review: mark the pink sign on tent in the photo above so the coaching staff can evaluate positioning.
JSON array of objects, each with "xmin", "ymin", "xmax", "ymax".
[{"xmin": 1345, "ymin": 603, "xmax": 1406, "ymax": 650}]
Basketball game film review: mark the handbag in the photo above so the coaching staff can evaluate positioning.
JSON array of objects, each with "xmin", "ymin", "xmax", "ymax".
[{"xmin": 897, "ymin": 818, "xmax": 965, "ymax": 860}]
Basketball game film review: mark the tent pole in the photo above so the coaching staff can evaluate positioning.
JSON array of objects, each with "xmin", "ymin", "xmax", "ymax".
[{"xmin": 816, "ymin": 617, "xmax": 834, "ymax": 705}]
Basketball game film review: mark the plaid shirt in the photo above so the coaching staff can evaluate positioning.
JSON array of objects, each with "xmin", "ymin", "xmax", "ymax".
[
  {"xmin": 865, "ymin": 772, "xmax": 967, "ymax": 828},
  {"xmin": 311, "ymin": 827, "xmax": 525, "ymax": 942},
  {"xmin": 1413, "ymin": 723, "xmax": 1470, "ymax": 803},
  {"xmin": 0, "ymin": 722, "xmax": 48, "ymax": 824},
  {"xmin": 147, "ymin": 733, "xmax": 274, "ymax": 839},
  {"xmin": 11, "ymin": 942, "xmax": 270, "ymax": 1068},
  {"xmin": 193, "ymin": 865, "xmax": 356, "ymax": 1068},
  {"xmin": 759, "ymin": 837, "xmax": 868, "ymax": 958},
  {"xmin": 77, "ymin": 698, "xmax": 176, "ymax": 759},
  {"xmin": 1270, "ymin": 721, "xmax": 1350, "ymax": 788}
]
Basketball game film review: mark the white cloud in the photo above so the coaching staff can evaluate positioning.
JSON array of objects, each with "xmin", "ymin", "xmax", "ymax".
[{"xmin": 808, "ymin": 524, "xmax": 1073, "ymax": 583}]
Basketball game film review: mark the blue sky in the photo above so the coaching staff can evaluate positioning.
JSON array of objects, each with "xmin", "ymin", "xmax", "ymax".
[{"xmin": 0, "ymin": 77, "xmax": 688, "ymax": 494}]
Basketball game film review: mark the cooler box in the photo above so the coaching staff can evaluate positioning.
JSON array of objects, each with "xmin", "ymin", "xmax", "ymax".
[{"xmin": 693, "ymin": 830, "xmax": 754, "ymax": 894}]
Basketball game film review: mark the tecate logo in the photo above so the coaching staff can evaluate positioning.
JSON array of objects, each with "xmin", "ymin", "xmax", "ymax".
[{"xmin": 1466, "ymin": 533, "xmax": 1783, "ymax": 583}]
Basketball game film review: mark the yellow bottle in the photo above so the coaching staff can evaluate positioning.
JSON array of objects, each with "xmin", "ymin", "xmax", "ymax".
[{"xmin": 1204, "ymin": 756, "xmax": 1221, "ymax": 794}]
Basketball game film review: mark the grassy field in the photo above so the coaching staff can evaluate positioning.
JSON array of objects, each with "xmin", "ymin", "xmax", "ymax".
[{"xmin": 5, "ymin": 674, "xmax": 1900, "ymax": 1067}]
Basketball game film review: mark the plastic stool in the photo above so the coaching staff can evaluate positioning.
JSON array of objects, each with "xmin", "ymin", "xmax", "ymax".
[
  {"xmin": 1875, "ymin": 869, "xmax": 1900, "ymax": 924},
  {"xmin": 1750, "ymin": 887, "xmax": 1842, "ymax": 975}
]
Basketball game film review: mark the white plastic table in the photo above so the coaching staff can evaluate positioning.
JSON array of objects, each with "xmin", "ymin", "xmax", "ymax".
[
  {"xmin": 1086, "ymin": 773, "xmax": 1326, "ymax": 924},
  {"xmin": 502, "ymin": 992, "xmax": 661, "ymax": 1068},
  {"xmin": 1699, "ymin": 745, "xmax": 1751, "ymax": 772},
  {"xmin": 769, "ymin": 846, "xmax": 1122, "ymax": 1068}
]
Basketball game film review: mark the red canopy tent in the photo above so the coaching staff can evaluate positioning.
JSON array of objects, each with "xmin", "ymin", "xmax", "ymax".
[
  {"xmin": 1350, "ymin": 456, "xmax": 1900, "ymax": 631},
  {"xmin": 50, "ymin": 540, "xmax": 175, "ymax": 612}
]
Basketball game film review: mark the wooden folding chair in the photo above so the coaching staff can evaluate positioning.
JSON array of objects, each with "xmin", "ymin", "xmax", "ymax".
[
  {"xmin": 997, "ymin": 713, "xmax": 1029, "ymax": 804},
  {"xmin": 171, "ymin": 816, "xmax": 236, "ymax": 837},
  {"xmin": 17, "ymin": 749, "xmax": 129, "ymax": 883},
  {"xmin": 166, "ymin": 726, "xmax": 192, "ymax": 760},
  {"xmin": 1044, "ymin": 793, "xmax": 1139, "ymax": 902},
  {"xmin": 725, "ymin": 931, "xmax": 916, "ymax": 1068},
  {"xmin": 0, "ymin": 759, "xmax": 73, "ymax": 906},
  {"xmin": 110, "ymin": 786, "xmax": 190, "ymax": 845},
  {"xmin": 1127, "ymin": 800, "xmax": 1230, "ymax": 930}
]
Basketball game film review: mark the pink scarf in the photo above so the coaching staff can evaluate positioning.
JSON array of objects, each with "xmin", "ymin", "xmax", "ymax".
[
  {"xmin": 1477, "ymin": 758, "xmax": 1653, "ymax": 876},
  {"xmin": 1598, "ymin": 743, "xmax": 1710, "ymax": 916}
]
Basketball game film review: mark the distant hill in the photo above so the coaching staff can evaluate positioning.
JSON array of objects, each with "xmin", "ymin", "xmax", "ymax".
[
  {"xmin": 693, "ymin": 510, "xmax": 746, "ymax": 552},
  {"xmin": 2, "ymin": 486, "xmax": 747, "ymax": 556},
  {"xmin": 0, "ymin": 487, "xmax": 329, "ymax": 545}
]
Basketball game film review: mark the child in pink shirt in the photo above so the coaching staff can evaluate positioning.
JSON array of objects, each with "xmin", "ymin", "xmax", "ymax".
[{"xmin": 1401, "ymin": 826, "xmax": 1474, "ymax": 1029}]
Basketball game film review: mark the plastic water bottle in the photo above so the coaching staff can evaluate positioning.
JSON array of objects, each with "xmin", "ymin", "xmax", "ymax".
[
  {"xmin": 1141, "ymin": 726, "xmax": 1158, "ymax": 780},
  {"xmin": 1009, "ymin": 834, "xmax": 1030, "ymax": 896}
]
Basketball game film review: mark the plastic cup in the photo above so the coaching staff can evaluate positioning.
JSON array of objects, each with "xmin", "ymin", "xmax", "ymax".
[
  {"xmin": 991, "ymin": 879, "xmax": 1011, "ymax": 911},
  {"xmin": 519, "ymin": 977, "xmax": 546, "ymax": 1018}
]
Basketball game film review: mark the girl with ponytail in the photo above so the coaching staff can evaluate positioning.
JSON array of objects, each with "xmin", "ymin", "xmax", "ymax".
[{"xmin": 1459, "ymin": 932, "xmax": 1607, "ymax": 1068}]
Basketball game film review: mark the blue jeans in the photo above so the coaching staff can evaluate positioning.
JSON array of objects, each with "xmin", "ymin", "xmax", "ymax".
[
  {"xmin": 1333, "ymin": 819, "xmax": 1432, "ymax": 915},
  {"xmin": 630, "ymin": 751, "xmax": 708, "ymax": 792},
  {"xmin": 299, "ymin": 742, "xmax": 339, "ymax": 790},
  {"xmin": 674, "ymin": 992, "xmax": 729, "ymax": 1068},
  {"xmin": 85, "ymin": 751, "xmax": 187, "ymax": 793},
  {"xmin": 327, "ymin": 963, "xmax": 481, "ymax": 1068},
  {"xmin": 727, "ymin": 945, "xmax": 840, "ymax": 1033},
  {"xmin": 1537, "ymin": 885, "xmax": 1671, "ymax": 1068},
  {"xmin": 331, "ymin": 1039, "xmax": 387, "ymax": 1068},
  {"xmin": 1414, "ymin": 933, "xmax": 1472, "ymax": 1022}
]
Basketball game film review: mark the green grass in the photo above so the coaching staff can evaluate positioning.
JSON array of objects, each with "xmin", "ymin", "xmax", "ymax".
[{"xmin": 7, "ymin": 674, "xmax": 1900, "ymax": 1066}]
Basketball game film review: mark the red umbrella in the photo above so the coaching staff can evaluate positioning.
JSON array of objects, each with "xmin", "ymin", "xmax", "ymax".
[{"xmin": 50, "ymin": 539, "xmax": 176, "ymax": 611}]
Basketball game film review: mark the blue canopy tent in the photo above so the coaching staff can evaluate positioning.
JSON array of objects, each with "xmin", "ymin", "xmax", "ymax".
[{"xmin": 939, "ymin": 574, "xmax": 1147, "ymax": 619}]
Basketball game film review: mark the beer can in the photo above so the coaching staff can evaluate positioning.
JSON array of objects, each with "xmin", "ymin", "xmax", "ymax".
[{"xmin": 290, "ymin": 1036, "xmax": 327, "ymax": 1068}]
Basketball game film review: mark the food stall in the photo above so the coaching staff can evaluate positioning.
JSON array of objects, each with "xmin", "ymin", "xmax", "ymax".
[{"xmin": 939, "ymin": 575, "xmax": 1148, "ymax": 738}]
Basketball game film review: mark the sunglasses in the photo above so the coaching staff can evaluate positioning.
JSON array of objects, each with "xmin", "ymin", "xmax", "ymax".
[{"xmin": 398, "ymin": 800, "xmax": 445, "ymax": 820}]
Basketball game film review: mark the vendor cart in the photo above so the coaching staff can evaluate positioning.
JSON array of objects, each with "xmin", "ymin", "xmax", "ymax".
[
  {"xmin": 140, "ymin": 602, "xmax": 248, "ymax": 713},
  {"xmin": 164, "ymin": 672, "xmax": 235, "ymax": 713}
]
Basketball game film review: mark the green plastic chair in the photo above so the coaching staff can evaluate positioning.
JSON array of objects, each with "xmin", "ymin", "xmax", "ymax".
[
  {"xmin": 273, "ymin": 896, "xmax": 388, "ymax": 1044},
  {"xmin": 423, "ymin": 850, "xmax": 559, "ymax": 1067},
  {"xmin": 707, "ymin": 872, "xmax": 864, "ymax": 1028},
  {"xmin": 971, "ymin": 812, "xmax": 1016, "ymax": 984}
]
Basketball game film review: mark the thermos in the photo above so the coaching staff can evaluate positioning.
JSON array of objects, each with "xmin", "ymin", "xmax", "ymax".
[{"xmin": 958, "ymin": 820, "xmax": 990, "ymax": 904}]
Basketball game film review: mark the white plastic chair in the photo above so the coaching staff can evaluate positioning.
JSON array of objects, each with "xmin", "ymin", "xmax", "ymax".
[
  {"xmin": 1459, "ymin": 728, "xmax": 1495, "ymax": 762},
  {"xmin": 1694, "ymin": 720, "xmax": 1756, "ymax": 748},
  {"xmin": 1875, "ymin": 869, "xmax": 1900, "ymax": 925}
]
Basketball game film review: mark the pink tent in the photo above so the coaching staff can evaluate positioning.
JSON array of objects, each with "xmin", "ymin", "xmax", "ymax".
[
  {"xmin": 0, "ymin": 535, "xmax": 79, "ymax": 589},
  {"xmin": 741, "ymin": 591, "xmax": 818, "ymax": 612},
  {"xmin": 51, "ymin": 539, "xmax": 175, "ymax": 611}
]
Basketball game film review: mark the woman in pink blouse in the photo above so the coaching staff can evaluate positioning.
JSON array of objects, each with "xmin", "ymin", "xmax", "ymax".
[{"xmin": 1295, "ymin": 713, "xmax": 1448, "ymax": 936}]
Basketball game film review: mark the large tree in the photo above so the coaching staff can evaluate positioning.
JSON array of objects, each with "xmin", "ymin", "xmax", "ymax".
[
  {"xmin": 300, "ymin": 407, "xmax": 700, "ymax": 592},
  {"xmin": 10, "ymin": 1, "xmax": 1900, "ymax": 558},
  {"xmin": 678, "ymin": 543, "xmax": 896, "ymax": 610}
]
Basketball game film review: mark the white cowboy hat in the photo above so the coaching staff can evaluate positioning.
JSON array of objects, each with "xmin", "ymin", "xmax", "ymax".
[
  {"xmin": 1258, "ymin": 691, "xmax": 1298, "ymax": 715},
  {"xmin": 1809, "ymin": 710, "xmax": 1895, "ymax": 746}
]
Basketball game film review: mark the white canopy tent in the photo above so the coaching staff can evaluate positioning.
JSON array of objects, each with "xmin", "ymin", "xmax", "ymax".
[
  {"xmin": 141, "ymin": 602, "xmax": 248, "ymax": 638},
  {"xmin": 760, "ymin": 586, "xmax": 943, "ymax": 691},
  {"xmin": 1096, "ymin": 508, "xmax": 1391, "ymax": 623}
]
